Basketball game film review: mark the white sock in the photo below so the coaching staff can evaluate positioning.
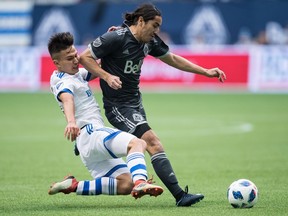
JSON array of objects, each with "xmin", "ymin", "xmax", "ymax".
[
  {"xmin": 126, "ymin": 152, "xmax": 147, "ymax": 183},
  {"xmin": 76, "ymin": 177, "xmax": 117, "ymax": 195}
]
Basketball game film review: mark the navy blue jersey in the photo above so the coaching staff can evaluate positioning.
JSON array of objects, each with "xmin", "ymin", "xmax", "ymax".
[{"xmin": 89, "ymin": 25, "xmax": 169, "ymax": 107}]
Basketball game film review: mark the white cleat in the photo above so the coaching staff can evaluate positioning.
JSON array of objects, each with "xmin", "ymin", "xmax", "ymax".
[{"xmin": 48, "ymin": 175, "xmax": 78, "ymax": 195}]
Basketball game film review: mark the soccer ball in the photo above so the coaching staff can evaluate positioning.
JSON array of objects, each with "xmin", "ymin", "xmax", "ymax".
[{"xmin": 227, "ymin": 179, "xmax": 258, "ymax": 208}]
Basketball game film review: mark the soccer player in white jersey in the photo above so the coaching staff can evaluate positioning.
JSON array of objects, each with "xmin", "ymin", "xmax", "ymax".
[{"xmin": 47, "ymin": 32, "xmax": 163, "ymax": 199}]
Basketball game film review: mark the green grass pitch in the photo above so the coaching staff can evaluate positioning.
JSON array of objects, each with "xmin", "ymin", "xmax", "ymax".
[{"xmin": 0, "ymin": 92, "xmax": 287, "ymax": 216}]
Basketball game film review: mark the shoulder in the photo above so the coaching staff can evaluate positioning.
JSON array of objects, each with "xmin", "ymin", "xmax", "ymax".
[
  {"xmin": 50, "ymin": 71, "xmax": 76, "ymax": 89},
  {"xmin": 50, "ymin": 71, "xmax": 64, "ymax": 86},
  {"xmin": 91, "ymin": 29, "xmax": 127, "ymax": 50},
  {"xmin": 90, "ymin": 28, "xmax": 130, "ymax": 56},
  {"xmin": 115, "ymin": 27, "xmax": 129, "ymax": 36},
  {"xmin": 50, "ymin": 71, "xmax": 70, "ymax": 96},
  {"xmin": 102, "ymin": 28, "xmax": 128, "ymax": 42}
]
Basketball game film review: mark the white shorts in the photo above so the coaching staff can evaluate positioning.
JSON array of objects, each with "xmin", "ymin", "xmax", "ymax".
[{"xmin": 76, "ymin": 124, "xmax": 135, "ymax": 179}]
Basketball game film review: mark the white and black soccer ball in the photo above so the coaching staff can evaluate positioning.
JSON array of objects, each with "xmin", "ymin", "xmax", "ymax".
[{"xmin": 227, "ymin": 179, "xmax": 258, "ymax": 208}]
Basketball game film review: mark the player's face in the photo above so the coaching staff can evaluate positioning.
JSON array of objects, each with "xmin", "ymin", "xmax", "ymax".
[
  {"xmin": 139, "ymin": 16, "xmax": 162, "ymax": 43},
  {"xmin": 55, "ymin": 45, "xmax": 79, "ymax": 74}
]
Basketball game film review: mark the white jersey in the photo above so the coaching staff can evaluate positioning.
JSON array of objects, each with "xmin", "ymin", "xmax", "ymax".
[
  {"xmin": 50, "ymin": 68, "xmax": 104, "ymax": 129},
  {"xmin": 50, "ymin": 68, "xmax": 137, "ymax": 180}
]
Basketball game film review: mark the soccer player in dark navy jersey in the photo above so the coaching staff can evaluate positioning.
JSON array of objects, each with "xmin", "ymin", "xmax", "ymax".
[
  {"xmin": 88, "ymin": 25, "xmax": 169, "ymax": 107},
  {"xmin": 80, "ymin": 3, "xmax": 226, "ymax": 207}
]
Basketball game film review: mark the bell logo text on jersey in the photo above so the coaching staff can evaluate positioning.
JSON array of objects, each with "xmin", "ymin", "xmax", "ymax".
[{"xmin": 124, "ymin": 60, "xmax": 143, "ymax": 74}]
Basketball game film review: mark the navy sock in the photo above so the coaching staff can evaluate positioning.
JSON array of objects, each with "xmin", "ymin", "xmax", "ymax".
[{"xmin": 151, "ymin": 152, "xmax": 184, "ymax": 201}]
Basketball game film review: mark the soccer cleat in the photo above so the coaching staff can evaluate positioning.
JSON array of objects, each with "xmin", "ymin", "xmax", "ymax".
[
  {"xmin": 131, "ymin": 178, "xmax": 163, "ymax": 199},
  {"xmin": 48, "ymin": 175, "xmax": 78, "ymax": 195},
  {"xmin": 176, "ymin": 185, "xmax": 204, "ymax": 207}
]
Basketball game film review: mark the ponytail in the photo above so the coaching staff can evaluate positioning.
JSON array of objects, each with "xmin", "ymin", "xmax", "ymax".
[{"xmin": 123, "ymin": 3, "xmax": 161, "ymax": 25}]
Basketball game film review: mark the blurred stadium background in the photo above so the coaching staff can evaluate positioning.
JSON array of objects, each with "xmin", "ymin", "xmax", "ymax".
[
  {"xmin": 0, "ymin": 0, "xmax": 287, "ymax": 93},
  {"xmin": 1, "ymin": 2, "xmax": 288, "ymax": 215}
]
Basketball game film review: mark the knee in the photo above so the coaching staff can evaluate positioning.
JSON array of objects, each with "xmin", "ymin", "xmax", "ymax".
[
  {"xmin": 137, "ymin": 138, "xmax": 147, "ymax": 150},
  {"xmin": 128, "ymin": 137, "xmax": 147, "ymax": 152}
]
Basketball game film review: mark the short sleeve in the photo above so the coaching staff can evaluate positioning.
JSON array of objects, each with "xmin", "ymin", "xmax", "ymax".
[
  {"xmin": 148, "ymin": 34, "xmax": 169, "ymax": 58},
  {"xmin": 53, "ymin": 79, "xmax": 75, "ymax": 102},
  {"xmin": 89, "ymin": 31, "xmax": 122, "ymax": 59},
  {"xmin": 78, "ymin": 68, "xmax": 92, "ymax": 81}
]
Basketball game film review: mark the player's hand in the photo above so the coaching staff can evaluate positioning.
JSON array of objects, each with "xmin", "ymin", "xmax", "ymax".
[
  {"xmin": 106, "ymin": 74, "xmax": 122, "ymax": 90},
  {"xmin": 107, "ymin": 26, "xmax": 121, "ymax": 32},
  {"xmin": 205, "ymin": 68, "xmax": 227, "ymax": 83},
  {"xmin": 64, "ymin": 121, "xmax": 80, "ymax": 142}
]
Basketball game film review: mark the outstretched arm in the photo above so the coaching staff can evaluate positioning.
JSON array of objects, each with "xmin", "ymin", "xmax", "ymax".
[
  {"xmin": 59, "ymin": 92, "xmax": 80, "ymax": 142},
  {"xmin": 160, "ymin": 52, "xmax": 226, "ymax": 83},
  {"xmin": 80, "ymin": 48, "xmax": 122, "ymax": 89}
]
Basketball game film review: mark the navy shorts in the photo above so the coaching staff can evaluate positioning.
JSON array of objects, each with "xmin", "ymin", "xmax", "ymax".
[{"xmin": 104, "ymin": 105, "xmax": 151, "ymax": 138}]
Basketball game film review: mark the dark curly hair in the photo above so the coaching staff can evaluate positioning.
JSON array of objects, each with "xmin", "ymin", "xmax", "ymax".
[{"xmin": 124, "ymin": 3, "xmax": 161, "ymax": 25}]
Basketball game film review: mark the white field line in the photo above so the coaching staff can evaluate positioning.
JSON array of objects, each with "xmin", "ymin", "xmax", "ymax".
[{"xmin": 156, "ymin": 122, "xmax": 254, "ymax": 137}]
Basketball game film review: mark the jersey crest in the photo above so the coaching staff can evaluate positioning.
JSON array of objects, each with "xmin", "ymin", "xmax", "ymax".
[
  {"xmin": 143, "ymin": 44, "xmax": 149, "ymax": 56},
  {"xmin": 93, "ymin": 37, "xmax": 102, "ymax": 47},
  {"xmin": 133, "ymin": 113, "xmax": 144, "ymax": 122}
]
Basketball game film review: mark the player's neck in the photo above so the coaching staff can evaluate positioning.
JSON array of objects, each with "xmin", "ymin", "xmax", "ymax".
[{"xmin": 129, "ymin": 26, "xmax": 141, "ymax": 42}]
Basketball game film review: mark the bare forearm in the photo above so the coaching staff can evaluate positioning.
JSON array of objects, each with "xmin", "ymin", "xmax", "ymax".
[
  {"xmin": 79, "ymin": 49, "xmax": 122, "ymax": 89},
  {"xmin": 63, "ymin": 98, "xmax": 76, "ymax": 124},
  {"xmin": 164, "ymin": 54, "xmax": 208, "ymax": 75},
  {"xmin": 161, "ymin": 52, "xmax": 226, "ymax": 82},
  {"xmin": 60, "ymin": 93, "xmax": 80, "ymax": 141},
  {"xmin": 79, "ymin": 53, "xmax": 109, "ymax": 81}
]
